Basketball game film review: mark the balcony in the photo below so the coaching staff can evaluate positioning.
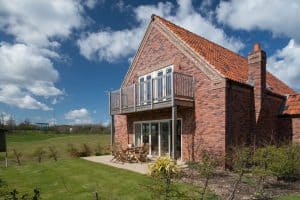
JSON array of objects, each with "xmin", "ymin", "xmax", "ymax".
[{"xmin": 109, "ymin": 72, "xmax": 194, "ymax": 115}]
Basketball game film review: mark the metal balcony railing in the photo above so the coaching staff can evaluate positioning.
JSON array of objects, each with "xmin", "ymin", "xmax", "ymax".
[{"xmin": 109, "ymin": 72, "xmax": 194, "ymax": 115}]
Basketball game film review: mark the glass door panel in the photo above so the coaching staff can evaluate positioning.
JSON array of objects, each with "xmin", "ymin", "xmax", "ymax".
[
  {"xmin": 134, "ymin": 123, "xmax": 142, "ymax": 147},
  {"xmin": 160, "ymin": 121, "xmax": 170, "ymax": 156},
  {"xmin": 151, "ymin": 123, "xmax": 159, "ymax": 157},
  {"xmin": 169, "ymin": 120, "xmax": 182, "ymax": 159},
  {"xmin": 142, "ymin": 123, "xmax": 150, "ymax": 145}
]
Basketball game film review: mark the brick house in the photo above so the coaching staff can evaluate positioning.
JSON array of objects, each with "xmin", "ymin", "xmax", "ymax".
[{"xmin": 109, "ymin": 15, "xmax": 300, "ymax": 161}]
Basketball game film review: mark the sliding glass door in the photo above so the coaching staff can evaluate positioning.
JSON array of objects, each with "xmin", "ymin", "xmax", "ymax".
[
  {"xmin": 151, "ymin": 123, "xmax": 159, "ymax": 156},
  {"xmin": 160, "ymin": 121, "xmax": 170, "ymax": 156},
  {"xmin": 134, "ymin": 119, "xmax": 181, "ymax": 159}
]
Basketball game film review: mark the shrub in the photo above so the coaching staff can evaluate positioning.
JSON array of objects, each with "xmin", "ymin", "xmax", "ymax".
[
  {"xmin": 80, "ymin": 143, "xmax": 92, "ymax": 157},
  {"xmin": 12, "ymin": 149, "xmax": 22, "ymax": 166},
  {"xmin": 268, "ymin": 144, "xmax": 300, "ymax": 182},
  {"xmin": 6, "ymin": 187, "xmax": 41, "ymax": 200},
  {"xmin": 0, "ymin": 178, "xmax": 9, "ymax": 197},
  {"xmin": 48, "ymin": 146, "xmax": 58, "ymax": 161},
  {"xmin": 148, "ymin": 156, "xmax": 182, "ymax": 199},
  {"xmin": 67, "ymin": 144, "xmax": 80, "ymax": 157},
  {"xmin": 33, "ymin": 147, "xmax": 46, "ymax": 163},
  {"xmin": 252, "ymin": 145, "xmax": 275, "ymax": 198},
  {"xmin": 95, "ymin": 144, "xmax": 104, "ymax": 156}
]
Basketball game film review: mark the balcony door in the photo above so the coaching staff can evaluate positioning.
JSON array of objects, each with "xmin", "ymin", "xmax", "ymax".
[
  {"xmin": 134, "ymin": 119, "xmax": 181, "ymax": 159},
  {"xmin": 138, "ymin": 65, "xmax": 173, "ymax": 105}
]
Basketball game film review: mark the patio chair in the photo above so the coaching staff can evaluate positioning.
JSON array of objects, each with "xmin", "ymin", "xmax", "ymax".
[
  {"xmin": 111, "ymin": 143, "xmax": 127, "ymax": 164},
  {"xmin": 137, "ymin": 143, "xmax": 149, "ymax": 163}
]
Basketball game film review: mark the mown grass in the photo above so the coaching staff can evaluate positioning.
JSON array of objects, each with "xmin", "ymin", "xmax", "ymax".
[
  {"xmin": 276, "ymin": 195, "xmax": 300, "ymax": 200},
  {"xmin": 1, "ymin": 159, "xmax": 156, "ymax": 200},
  {"xmin": 0, "ymin": 131, "xmax": 201, "ymax": 200}
]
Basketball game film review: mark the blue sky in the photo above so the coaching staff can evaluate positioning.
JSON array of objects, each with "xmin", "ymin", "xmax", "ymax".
[{"xmin": 0, "ymin": 0, "xmax": 299, "ymax": 125}]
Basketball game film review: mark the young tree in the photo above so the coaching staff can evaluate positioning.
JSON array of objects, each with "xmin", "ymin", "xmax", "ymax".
[
  {"xmin": 33, "ymin": 147, "xmax": 47, "ymax": 163},
  {"xmin": 227, "ymin": 147, "xmax": 252, "ymax": 200},
  {"xmin": 189, "ymin": 150, "xmax": 220, "ymax": 200},
  {"xmin": 48, "ymin": 146, "xmax": 58, "ymax": 161},
  {"xmin": 252, "ymin": 146, "xmax": 275, "ymax": 198}
]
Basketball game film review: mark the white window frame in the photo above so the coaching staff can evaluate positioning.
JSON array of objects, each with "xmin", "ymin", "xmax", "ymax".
[
  {"xmin": 133, "ymin": 118, "xmax": 182, "ymax": 160},
  {"xmin": 138, "ymin": 65, "xmax": 173, "ymax": 104}
]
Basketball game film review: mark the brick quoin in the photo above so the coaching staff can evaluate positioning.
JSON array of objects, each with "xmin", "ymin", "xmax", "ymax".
[{"xmin": 113, "ymin": 16, "xmax": 300, "ymax": 164}]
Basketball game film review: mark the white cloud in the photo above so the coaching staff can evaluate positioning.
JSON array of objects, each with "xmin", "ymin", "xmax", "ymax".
[
  {"xmin": 0, "ymin": 0, "xmax": 84, "ymax": 47},
  {"xmin": 216, "ymin": 0, "xmax": 300, "ymax": 42},
  {"xmin": 0, "ymin": 0, "xmax": 86, "ymax": 110},
  {"xmin": 268, "ymin": 39, "xmax": 300, "ymax": 91},
  {"xmin": 77, "ymin": 0, "xmax": 244, "ymax": 62},
  {"xmin": 65, "ymin": 108, "xmax": 93, "ymax": 124},
  {"xmin": 84, "ymin": 0, "xmax": 99, "ymax": 9},
  {"xmin": 0, "ymin": 112, "xmax": 11, "ymax": 125},
  {"xmin": 0, "ymin": 43, "xmax": 63, "ymax": 110},
  {"xmin": 0, "ymin": 85, "xmax": 51, "ymax": 111}
]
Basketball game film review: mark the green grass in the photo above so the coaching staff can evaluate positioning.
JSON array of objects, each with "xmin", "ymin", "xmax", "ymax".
[
  {"xmin": 0, "ymin": 131, "xmax": 203, "ymax": 199},
  {"xmin": 2, "ymin": 131, "xmax": 110, "ymax": 163},
  {"xmin": 1, "ymin": 159, "xmax": 156, "ymax": 200},
  {"xmin": 276, "ymin": 195, "xmax": 300, "ymax": 200}
]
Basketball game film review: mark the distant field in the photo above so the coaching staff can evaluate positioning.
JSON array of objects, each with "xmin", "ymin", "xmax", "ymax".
[{"xmin": 1, "ymin": 131, "xmax": 110, "ymax": 164}]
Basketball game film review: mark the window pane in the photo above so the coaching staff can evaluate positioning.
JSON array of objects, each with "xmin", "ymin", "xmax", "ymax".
[
  {"xmin": 134, "ymin": 123, "xmax": 141, "ymax": 146},
  {"xmin": 166, "ymin": 69, "xmax": 172, "ymax": 97},
  {"xmin": 139, "ymin": 78, "xmax": 144, "ymax": 103},
  {"xmin": 146, "ymin": 75, "xmax": 151, "ymax": 102},
  {"xmin": 157, "ymin": 71, "xmax": 163, "ymax": 99}
]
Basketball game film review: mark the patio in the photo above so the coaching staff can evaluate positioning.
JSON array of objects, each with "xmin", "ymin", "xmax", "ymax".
[{"xmin": 83, "ymin": 155, "xmax": 186, "ymax": 175}]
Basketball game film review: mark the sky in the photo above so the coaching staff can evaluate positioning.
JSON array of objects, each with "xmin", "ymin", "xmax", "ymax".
[{"xmin": 0, "ymin": 0, "xmax": 300, "ymax": 125}]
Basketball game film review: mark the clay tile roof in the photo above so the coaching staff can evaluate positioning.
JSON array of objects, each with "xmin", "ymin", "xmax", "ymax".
[
  {"xmin": 153, "ymin": 15, "xmax": 295, "ymax": 96},
  {"xmin": 282, "ymin": 94, "xmax": 300, "ymax": 115}
]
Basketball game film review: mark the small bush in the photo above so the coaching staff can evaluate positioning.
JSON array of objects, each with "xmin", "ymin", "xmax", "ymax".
[
  {"xmin": 6, "ymin": 187, "xmax": 41, "ymax": 200},
  {"xmin": 268, "ymin": 144, "xmax": 300, "ymax": 182},
  {"xmin": 33, "ymin": 147, "xmax": 46, "ymax": 163},
  {"xmin": 227, "ymin": 146, "xmax": 252, "ymax": 200},
  {"xmin": 148, "ymin": 156, "xmax": 182, "ymax": 199},
  {"xmin": 67, "ymin": 144, "xmax": 80, "ymax": 157},
  {"xmin": 0, "ymin": 178, "xmax": 9, "ymax": 197},
  {"xmin": 79, "ymin": 143, "xmax": 92, "ymax": 157},
  {"xmin": 95, "ymin": 144, "xmax": 104, "ymax": 156},
  {"xmin": 252, "ymin": 146, "xmax": 275, "ymax": 198},
  {"xmin": 12, "ymin": 149, "xmax": 22, "ymax": 166},
  {"xmin": 48, "ymin": 146, "xmax": 58, "ymax": 161}
]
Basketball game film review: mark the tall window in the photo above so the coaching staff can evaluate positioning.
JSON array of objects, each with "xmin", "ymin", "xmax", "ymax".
[
  {"xmin": 166, "ymin": 68, "xmax": 172, "ymax": 97},
  {"xmin": 139, "ymin": 77, "xmax": 144, "ymax": 104},
  {"xmin": 146, "ymin": 75, "xmax": 151, "ymax": 102},
  {"xmin": 157, "ymin": 71, "xmax": 163, "ymax": 100}
]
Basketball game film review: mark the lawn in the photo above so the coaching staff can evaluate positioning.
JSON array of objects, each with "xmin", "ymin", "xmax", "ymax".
[
  {"xmin": 0, "ymin": 131, "xmax": 198, "ymax": 200},
  {"xmin": 277, "ymin": 195, "xmax": 300, "ymax": 200},
  {"xmin": 1, "ymin": 159, "xmax": 155, "ymax": 200},
  {"xmin": 1, "ymin": 132, "xmax": 298, "ymax": 200}
]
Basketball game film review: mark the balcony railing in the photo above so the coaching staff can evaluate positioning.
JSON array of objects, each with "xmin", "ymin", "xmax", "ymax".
[{"xmin": 109, "ymin": 72, "xmax": 194, "ymax": 115}]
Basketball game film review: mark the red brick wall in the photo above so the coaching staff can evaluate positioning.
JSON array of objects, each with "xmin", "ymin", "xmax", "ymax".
[
  {"xmin": 114, "ymin": 115, "xmax": 128, "ymax": 149},
  {"xmin": 226, "ymin": 82, "xmax": 255, "ymax": 150},
  {"xmin": 256, "ymin": 93, "xmax": 287, "ymax": 145},
  {"xmin": 115, "ymin": 23, "xmax": 227, "ymax": 161},
  {"xmin": 292, "ymin": 118, "xmax": 300, "ymax": 143}
]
